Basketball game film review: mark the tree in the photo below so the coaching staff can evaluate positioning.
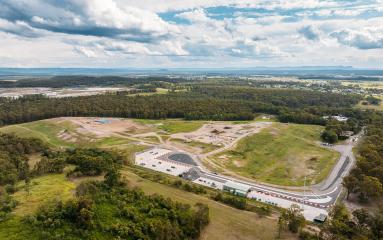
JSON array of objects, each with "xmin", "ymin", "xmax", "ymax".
[
  {"xmin": 322, "ymin": 204, "xmax": 354, "ymax": 240},
  {"xmin": 359, "ymin": 176, "xmax": 383, "ymax": 202},
  {"xmin": 278, "ymin": 204, "xmax": 305, "ymax": 235},
  {"xmin": 321, "ymin": 130, "xmax": 338, "ymax": 143},
  {"xmin": 342, "ymin": 175, "xmax": 359, "ymax": 199},
  {"xmin": 104, "ymin": 168, "xmax": 120, "ymax": 188},
  {"xmin": 24, "ymin": 177, "xmax": 31, "ymax": 196}
]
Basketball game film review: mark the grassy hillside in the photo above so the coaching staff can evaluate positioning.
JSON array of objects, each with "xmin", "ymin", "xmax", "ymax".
[
  {"xmin": 213, "ymin": 123, "xmax": 339, "ymax": 186},
  {"xmin": 0, "ymin": 119, "xmax": 133, "ymax": 148}
]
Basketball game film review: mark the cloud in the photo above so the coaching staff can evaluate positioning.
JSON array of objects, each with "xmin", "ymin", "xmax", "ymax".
[
  {"xmin": 0, "ymin": 0, "xmax": 383, "ymax": 67},
  {"xmin": 0, "ymin": 0, "xmax": 179, "ymax": 42},
  {"xmin": 118, "ymin": 0, "xmax": 346, "ymax": 13},
  {"xmin": 74, "ymin": 46, "xmax": 98, "ymax": 58},
  {"xmin": 0, "ymin": 18, "xmax": 43, "ymax": 38},
  {"xmin": 176, "ymin": 9, "xmax": 211, "ymax": 23},
  {"xmin": 298, "ymin": 26, "xmax": 320, "ymax": 40},
  {"xmin": 331, "ymin": 29, "xmax": 383, "ymax": 49},
  {"xmin": 68, "ymin": 38, "xmax": 189, "ymax": 57}
]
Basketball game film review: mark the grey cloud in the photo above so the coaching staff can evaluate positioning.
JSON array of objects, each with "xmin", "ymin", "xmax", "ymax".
[
  {"xmin": 0, "ymin": 0, "xmax": 177, "ymax": 43},
  {"xmin": 331, "ymin": 29, "xmax": 383, "ymax": 49},
  {"xmin": 298, "ymin": 26, "xmax": 319, "ymax": 41},
  {"xmin": 0, "ymin": 19, "xmax": 43, "ymax": 38}
]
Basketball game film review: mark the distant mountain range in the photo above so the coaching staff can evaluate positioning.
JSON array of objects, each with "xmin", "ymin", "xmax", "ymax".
[{"xmin": 0, "ymin": 67, "xmax": 382, "ymax": 80}]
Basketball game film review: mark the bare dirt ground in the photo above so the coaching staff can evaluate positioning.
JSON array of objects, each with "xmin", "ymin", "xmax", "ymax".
[
  {"xmin": 62, "ymin": 117, "xmax": 152, "ymax": 138},
  {"xmin": 171, "ymin": 122, "xmax": 271, "ymax": 147}
]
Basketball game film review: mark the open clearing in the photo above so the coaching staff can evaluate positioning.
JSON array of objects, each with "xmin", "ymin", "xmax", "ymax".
[
  {"xmin": 134, "ymin": 118, "xmax": 205, "ymax": 134},
  {"xmin": 0, "ymin": 117, "xmax": 147, "ymax": 148},
  {"xmin": 356, "ymin": 95, "xmax": 383, "ymax": 111},
  {"xmin": 342, "ymin": 80, "xmax": 383, "ymax": 90},
  {"xmin": 171, "ymin": 121, "xmax": 271, "ymax": 146},
  {"xmin": 12, "ymin": 173, "xmax": 76, "ymax": 215},
  {"xmin": 211, "ymin": 123, "xmax": 340, "ymax": 186},
  {"xmin": 169, "ymin": 138, "xmax": 220, "ymax": 154}
]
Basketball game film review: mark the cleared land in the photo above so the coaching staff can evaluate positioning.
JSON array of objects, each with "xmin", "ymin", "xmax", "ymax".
[
  {"xmin": 341, "ymin": 80, "xmax": 383, "ymax": 90},
  {"xmin": 134, "ymin": 119, "xmax": 205, "ymax": 134},
  {"xmin": 212, "ymin": 123, "xmax": 340, "ymax": 186},
  {"xmin": 356, "ymin": 95, "xmax": 383, "ymax": 111},
  {"xmin": 171, "ymin": 121, "xmax": 271, "ymax": 146},
  {"xmin": 170, "ymin": 138, "xmax": 220, "ymax": 154},
  {"xmin": 0, "ymin": 118, "xmax": 144, "ymax": 148}
]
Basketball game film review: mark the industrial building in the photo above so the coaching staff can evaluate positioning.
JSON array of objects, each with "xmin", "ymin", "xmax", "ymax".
[{"xmin": 223, "ymin": 181, "xmax": 251, "ymax": 197}]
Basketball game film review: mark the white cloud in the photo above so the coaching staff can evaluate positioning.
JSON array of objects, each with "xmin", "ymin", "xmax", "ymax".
[
  {"xmin": 1, "ymin": 0, "xmax": 179, "ymax": 42},
  {"xmin": 0, "ymin": 0, "xmax": 382, "ymax": 67},
  {"xmin": 118, "ymin": 0, "xmax": 344, "ymax": 13},
  {"xmin": 331, "ymin": 28, "xmax": 383, "ymax": 49}
]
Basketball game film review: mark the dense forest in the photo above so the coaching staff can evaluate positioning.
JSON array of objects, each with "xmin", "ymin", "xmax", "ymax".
[
  {"xmin": 343, "ymin": 111, "xmax": 383, "ymax": 202},
  {"xmin": 0, "ymin": 76, "xmax": 190, "ymax": 88},
  {"xmin": 0, "ymin": 86, "xmax": 362, "ymax": 126},
  {"xmin": 0, "ymin": 133, "xmax": 46, "ymax": 185},
  {"xmin": 299, "ymin": 204, "xmax": 383, "ymax": 240}
]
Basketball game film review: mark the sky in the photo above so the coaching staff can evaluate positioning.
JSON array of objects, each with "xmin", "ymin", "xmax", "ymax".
[{"xmin": 0, "ymin": 0, "xmax": 383, "ymax": 68}]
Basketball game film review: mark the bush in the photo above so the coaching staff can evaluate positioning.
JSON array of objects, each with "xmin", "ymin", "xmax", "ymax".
[
  {"xmin": 321, "ymin": 130, "xmax": 338, "ymax": 143},
  {"xmin": 4, "ymin": 184, "xmax": 16, "ymax": 194},
  {"xmin": 211, "ymin": 192, "xmax": 247, "ymax": 210}
]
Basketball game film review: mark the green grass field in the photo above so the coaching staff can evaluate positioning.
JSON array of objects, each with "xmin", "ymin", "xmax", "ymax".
[
  {"xmin": 213, "ymin": 123, "xmax": 340, "ymax": 186},
  {"xmin": 0, "ymin": 174, "xmax": 77, "ymax": 239},
  {"xmin": 12, "ymin": 174, "xmax": 76, "ymax": 215},
  {"xmin": 0, "ymin": 173, "xmax": 103, "ymax": 240},
  {"xmin": 134, "ymin": 119, "xmax": 204, "ymax": 134}
]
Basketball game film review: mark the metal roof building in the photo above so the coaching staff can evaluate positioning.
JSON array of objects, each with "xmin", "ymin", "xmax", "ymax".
[{"xmin": 223, "ymin": 181, "xmax": 251, "ymax": 197}]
